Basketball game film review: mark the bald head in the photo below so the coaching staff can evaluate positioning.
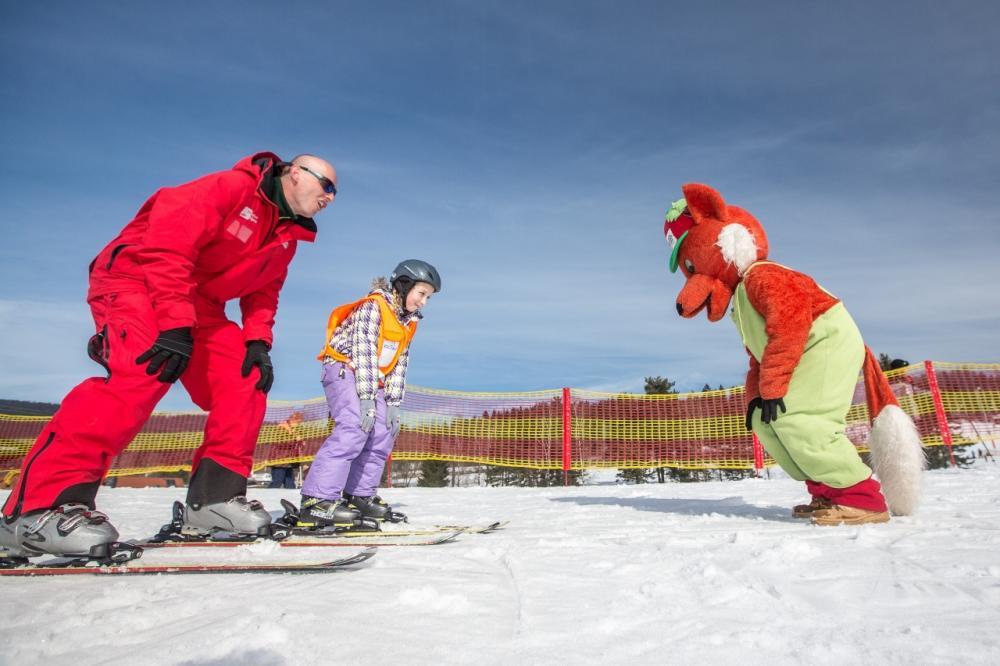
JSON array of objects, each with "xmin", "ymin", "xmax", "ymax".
[{"xmin": 281, "ymin": 154, "xmax": 338, "ymax": 218}]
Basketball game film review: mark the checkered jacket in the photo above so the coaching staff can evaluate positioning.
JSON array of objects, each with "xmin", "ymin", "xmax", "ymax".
[{"xmin": 324, "ymin": 280, "xmax": 420, "ymax": 405}]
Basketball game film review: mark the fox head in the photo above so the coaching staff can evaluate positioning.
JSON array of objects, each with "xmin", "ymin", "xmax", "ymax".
[{"xmin": 664, "ymin": 183, "xmax": 769, "ymax": 322}]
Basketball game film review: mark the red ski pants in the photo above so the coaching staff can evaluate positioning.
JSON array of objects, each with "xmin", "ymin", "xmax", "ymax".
[{"xmin": 2, "ymin": 291, "xmax": 268, "ymax": 516}]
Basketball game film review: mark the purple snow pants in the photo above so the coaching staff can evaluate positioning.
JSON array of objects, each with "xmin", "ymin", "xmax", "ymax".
[{"xmin": 301, "ymin": 362, "xmax": 397, "ymax": 500}]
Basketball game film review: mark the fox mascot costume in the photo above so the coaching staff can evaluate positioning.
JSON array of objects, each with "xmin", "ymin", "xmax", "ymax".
[{"xmin": 663, "ymin": 183, "xmax": 924, "ymax": 525}]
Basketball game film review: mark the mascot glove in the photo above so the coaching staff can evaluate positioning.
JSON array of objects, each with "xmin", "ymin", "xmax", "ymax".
[
  {"xmin": 359, "ymin": 399, "xmax": 377, "ymax": 433},
  {"xmin": 386, "ymin": 404, "xmax": 402, "ymax": 439},
  {"xmin": 136, "ymin": 327, "xmax": 194, "ymax": 383},
  {"xmin": 241, "ymin": 340, "xmax": 274, "ymax": 393},
  {"xmin": 745, "ymin": 396, "xmax": 787, "ymax": 430}
]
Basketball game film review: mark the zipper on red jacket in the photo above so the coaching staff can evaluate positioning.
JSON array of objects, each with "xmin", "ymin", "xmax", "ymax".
[
  {"xmin": 9, "ymin": 431, "xmax": 56, "ymax": 518},
  {"xmin": 106, "ymin": 244, "xmax": 129, "ymax": 270}
]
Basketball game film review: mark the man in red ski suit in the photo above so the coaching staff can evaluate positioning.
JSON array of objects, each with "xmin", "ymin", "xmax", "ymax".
[{"xmin": 0, "ymin": 152, "xmax": 338, "ymax": 560}]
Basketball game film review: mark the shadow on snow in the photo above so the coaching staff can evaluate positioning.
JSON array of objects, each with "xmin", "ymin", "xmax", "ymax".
[{"xmin": 549, "ymin": 494, "xmax": 797, "ymax": 522}]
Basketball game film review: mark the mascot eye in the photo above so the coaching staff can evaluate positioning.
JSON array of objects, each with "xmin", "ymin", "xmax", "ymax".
[{"xmin": 684, "ymin": 259, "xmax": 695, "ymax": 274}]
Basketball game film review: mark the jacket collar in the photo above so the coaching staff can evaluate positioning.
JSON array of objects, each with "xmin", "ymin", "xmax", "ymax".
[
  {"xmin": 248, "ymin": 153, "xmax": 319, "ymax": 240},
  {"xmin": 369, "ymin": 286, "xmax": 422, "ymax": 322}
]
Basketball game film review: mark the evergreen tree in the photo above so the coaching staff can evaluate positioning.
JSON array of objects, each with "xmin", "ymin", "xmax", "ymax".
[
  {"xmin": 417, "ymin": 460, "xmax": 449, "ymax": 487},
  {"xmin": 616, "ymin": 468, "xmax": 654, "ymax": 484},
  {"xmin": 878, "ymin": 353, "xmax": 910, "ymax": 372},
  {"xmin": 484, "ymin": 466, "xmax": 586, "ymax": 487},
  {"xmin": 483, "ymin": 464, "xmax": 509, "ymax": 487},
  {"xmin": 644, "ymin": 376, "xmax": 676, "ymax": 394},
  {"xmin": 665, "ymin": 467, "xmax": 714, "ymax": 482},
  {"xmin": 718, "ymin": 468, "xmax": 758, "ymax": 481},
  {"xmin": 923, "ymin": 444, "xmax": 976, "ymax": 470}
]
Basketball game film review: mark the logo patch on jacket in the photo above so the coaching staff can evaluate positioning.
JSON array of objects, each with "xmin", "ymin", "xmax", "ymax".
[
  {"xmin": 226, "ymin": 220, "xmax": 254, "ymax": 243},
  {"xmin": 239, "ymin": 207, "xmax": 259, "ymax": 223}
]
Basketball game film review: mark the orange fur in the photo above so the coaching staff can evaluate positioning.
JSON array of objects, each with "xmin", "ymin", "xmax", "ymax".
[
  {"xmin": 743, "ymin": 264, "xmax": 838, "ymax": 399},
  {"xmin": 862, "ymin": 346, "xmax": 900, "ymax": 417}
]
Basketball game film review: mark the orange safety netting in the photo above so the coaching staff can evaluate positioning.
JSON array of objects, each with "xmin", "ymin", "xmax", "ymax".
[{"xmin": 1, "ymin": 361, "xmax": 998, "ymax": 482}]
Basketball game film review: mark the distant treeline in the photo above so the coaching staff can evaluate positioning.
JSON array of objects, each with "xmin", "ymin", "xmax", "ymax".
[{"xmin": 0, "ymin": 399, "xmax": 60, "ymax": 416}]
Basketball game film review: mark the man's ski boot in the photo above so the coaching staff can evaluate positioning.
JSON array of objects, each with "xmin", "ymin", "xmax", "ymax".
[
  {"xmin": 345, "ymin": 493, "xmax": 408, "ymax": 523},
  {"xmin": 181, "ymin": 496, "xmax": 281, "ymax": 540},
  {"xmin": 147, "ymin": 499, "xmax": 287, "ymax": 544},
  {"xmin": 0, "ymin": 504, "xmax": 140, "ymax": 566}
]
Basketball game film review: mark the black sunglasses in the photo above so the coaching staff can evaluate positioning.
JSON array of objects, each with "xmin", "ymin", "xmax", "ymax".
[{"xmin": 296, "ymin": 164, "xmax": 337, "ymax": 196}]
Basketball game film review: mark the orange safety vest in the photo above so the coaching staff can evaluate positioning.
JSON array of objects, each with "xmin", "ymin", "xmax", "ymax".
[{"xmin": 316, "ymin": 293, "xmax": 418, "ymax": 374}]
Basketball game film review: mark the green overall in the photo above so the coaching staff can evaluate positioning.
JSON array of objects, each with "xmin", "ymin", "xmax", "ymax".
[{"xmin": 731, "ymin": 266, "xmax": 872, "ymax": 488}]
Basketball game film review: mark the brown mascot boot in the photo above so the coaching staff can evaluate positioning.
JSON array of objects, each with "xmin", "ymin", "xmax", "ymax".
[
  {"xmin": 792, "ymin": 497, "xmax": 833, "ymax": 518},
  {"xmin": 811, "ymin": 505, "xmax": 890, "ymax": 526}
]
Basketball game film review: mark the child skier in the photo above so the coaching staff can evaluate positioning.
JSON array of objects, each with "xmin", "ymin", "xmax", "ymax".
[{"xmin": 296, "ymin": 259, "xmax": 440, "ymax": 529}]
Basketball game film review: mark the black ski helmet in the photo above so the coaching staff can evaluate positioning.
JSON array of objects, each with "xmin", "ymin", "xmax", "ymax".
[{"xmin": 390, "ymin": 259, "xmax": 441, "ymax": 294}]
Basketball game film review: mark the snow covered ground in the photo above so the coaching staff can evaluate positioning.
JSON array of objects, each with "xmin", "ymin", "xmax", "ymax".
[{"xmin": 3, "ymin": 464, "xmax": 1000, "ymax": 666}]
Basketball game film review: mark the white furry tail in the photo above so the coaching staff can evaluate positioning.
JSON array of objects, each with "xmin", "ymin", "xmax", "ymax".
[{"xmin": 868, "ymin": 404, "xmax": 926, "ymax": 515}]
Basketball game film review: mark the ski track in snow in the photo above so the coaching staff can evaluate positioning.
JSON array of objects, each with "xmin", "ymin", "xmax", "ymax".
[{"xmin": 3, "ymin": 465, "xmax": 1000, "ymax": 665}]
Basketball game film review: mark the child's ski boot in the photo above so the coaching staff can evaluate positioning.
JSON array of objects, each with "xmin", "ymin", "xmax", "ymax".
[
  {"xmin": 296, "ymin": 496, "xmax": 364, "ymax": 530},
  {"xmin": 345, "ymin": 494, "xmax": 407, "ymax": 523}
]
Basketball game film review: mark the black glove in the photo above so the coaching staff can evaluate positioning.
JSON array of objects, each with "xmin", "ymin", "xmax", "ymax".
[
  {"xmin": 745, "ymin": 396, "xmax": 787, "ymax": 429},
  {"xmin": 241, "ymin": 340, "xmax": 274, "ymax": 393},
  {"xmin": 136, "ymin": 327, "xmax": 194, "ymax": 383}
]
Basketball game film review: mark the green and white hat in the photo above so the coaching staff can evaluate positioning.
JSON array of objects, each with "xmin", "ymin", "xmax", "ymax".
[{"xmin": 663, "ymin": 198, "xmax": 694, "ymax": 273}]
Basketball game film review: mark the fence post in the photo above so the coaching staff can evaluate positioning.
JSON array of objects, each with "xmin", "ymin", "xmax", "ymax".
[
  {"xmin": 562, "ymin": 387, "xmax": 572, "ymax": 487},
  {"xmin": 924, "ymin": 360, "xmax": 956, "ymax": 467},
  {"xmin": 385, "ymin": 453, "xmax": 393, "ymax": 488},
  {"xmin": 752, "ymin": 433, "xmax": 764, "ymax": 477}
]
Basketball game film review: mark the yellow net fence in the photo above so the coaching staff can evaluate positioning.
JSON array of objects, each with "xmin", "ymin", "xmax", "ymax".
[{"xmin": 2, "ymin": 361, "xmax": 998, "ymax": 485}]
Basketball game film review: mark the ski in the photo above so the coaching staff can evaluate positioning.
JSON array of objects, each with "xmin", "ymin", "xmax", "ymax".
[
  {"xmin": 0, "ymin": 547, "xmax": 376, "ymax": 577},
  {"xmin": 272, "ymin": 499, "xmax": 506, "ymax": 538},
  {"xmin": 135, "ymin": 529, "xmax": 465, "ymax": 549},
  {"xmin": 431, "ymin": 520, "xmax": 509, "ymax": 535},
  {"xmin": 139, "ymin": 501, "xmax": 507, "ymax": 548},
  {"xmin": 292, "ymin": 520, "xmax": 509, "ymax": 539}
]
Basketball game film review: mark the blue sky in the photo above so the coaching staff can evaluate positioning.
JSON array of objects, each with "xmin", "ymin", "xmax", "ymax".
[{"xmin": 1, "ymin": 1, "xmax": 998, "ymax": 410}]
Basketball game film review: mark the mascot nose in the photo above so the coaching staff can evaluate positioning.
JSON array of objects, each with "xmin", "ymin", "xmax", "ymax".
[{"xmin": 676, "ymin": 302, "xmax": 684, "ymax": 316}]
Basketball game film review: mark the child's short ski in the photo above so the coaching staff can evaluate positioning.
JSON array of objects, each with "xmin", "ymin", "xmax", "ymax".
[
  {"xmin": 264, "ymin": 529, "xmax": 464, "ymax": 547},
  {"xmin": 433, "ymin": 520, "xmax": 509, "ymax": 535},
  {"xmin": 274, "ymin": 499, "xmax": 505, "ymax": 538},
  {"xmin": 0, "ymin": 547, "xmax": 376, "ymax": 577},
  {"xmin": 136, "ymin": 530, "xmax": 464, "ymax": 549},
  {"xmin": 294, "ymin": 520, "xmax": 509, "ymax": 539}
]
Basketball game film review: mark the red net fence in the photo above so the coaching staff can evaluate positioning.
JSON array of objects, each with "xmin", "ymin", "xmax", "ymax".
[{"xmin": 1, "ymin": 361, "xmax": 998, "ymax": 484}]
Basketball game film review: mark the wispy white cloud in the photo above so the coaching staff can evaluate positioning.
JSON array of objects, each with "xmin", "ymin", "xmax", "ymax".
[{"xmin": 1, "ymin": 2, "xmax": 997, "ymax": 409}]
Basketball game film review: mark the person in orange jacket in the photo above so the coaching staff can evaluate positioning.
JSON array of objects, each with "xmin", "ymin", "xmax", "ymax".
[
  {"xmin": 296, "ymin": 260, "xmax": 440, "ymax": 529},
  {"xmin": 0, "ymin": 153, "xmax": 338, "ymax": 562}
]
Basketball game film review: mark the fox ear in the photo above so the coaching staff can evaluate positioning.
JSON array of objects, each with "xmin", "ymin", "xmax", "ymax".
[
  {"xmin": 682, "ymin": 183, "xmax": 728, "ymax": 223},
  {"xmin": 716, "ymin": 223, "xmax": 758, "ymax": 274}
]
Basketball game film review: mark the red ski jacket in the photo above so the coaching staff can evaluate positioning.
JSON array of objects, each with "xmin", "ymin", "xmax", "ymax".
[{"xmin": 87, "ymin": 153, "xmax": 317, "ymax": 345}]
